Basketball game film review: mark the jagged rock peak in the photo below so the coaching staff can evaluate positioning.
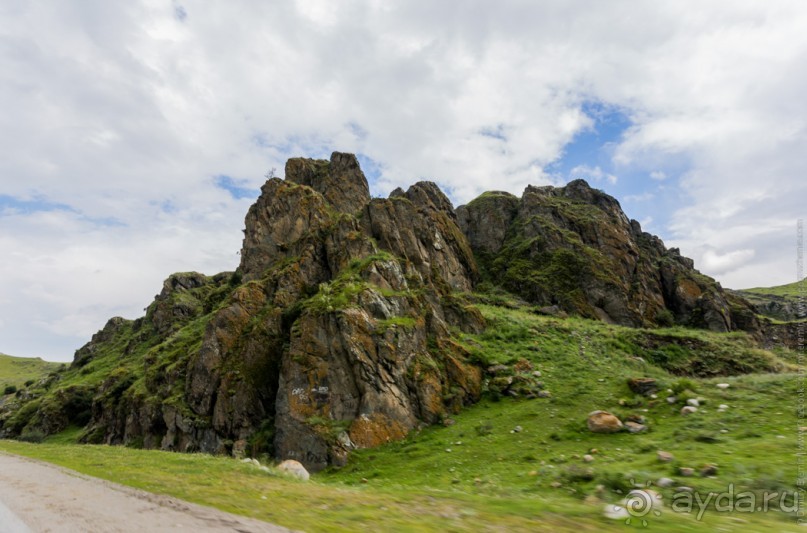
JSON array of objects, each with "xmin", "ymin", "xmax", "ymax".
[
  {"xmin": 285, "ymin": 152, "xmax": 370, "ymax": 214},
  {"xmin": 402, "ymin": 181, "xmax": 457, "ymax": 216}
]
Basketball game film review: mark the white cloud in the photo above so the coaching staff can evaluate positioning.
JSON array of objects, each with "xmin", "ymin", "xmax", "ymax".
[
  {"xmin": 624, "ymin": 192, "xmax": 654, "ymax": 203},
  {"xmin": 569, "ymin": 165, "xmax": 618, "ymax": 186},
  {"xmin": 1, "ymin": 1, "xmax": 806, "ymax": 359},
  {"xmin": 700, "ymin": 248, "xmax": 757, "ymax": 277}
]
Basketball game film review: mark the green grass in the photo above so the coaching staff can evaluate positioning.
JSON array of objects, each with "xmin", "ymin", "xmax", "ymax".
[
  {"xmin": 0, "ymin": 353, "xmax": 61, "ymax": 391},
  {"xmin": 1, "ymin": 303, "xmax": 804, "ymax": 531},
  {"xmin": 742, "ymin": 278, "xmax": 806, "ymax": 298},
  {"xmin": 736, "ymin": 278, "xmax": 806, "ymax": 321}
]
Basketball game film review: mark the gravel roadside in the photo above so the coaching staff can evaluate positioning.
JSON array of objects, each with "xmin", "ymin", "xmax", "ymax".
[{"xmin": 0, "ymin": 452, "xmax": 291, "ymax": 533}]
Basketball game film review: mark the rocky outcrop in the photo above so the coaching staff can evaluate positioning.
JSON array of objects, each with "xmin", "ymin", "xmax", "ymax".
[
  {"xmin": 5, "ymin": 152, "xmax": 782, "ymax": 469},
  {"xmin": 456, "ymin": 191, "xmax": 519, "ymax": 255},
  {"xmin": 285, "ymin": 152, "xmax": 370, "ymax": 215},
  {"xmin": 362, "ymin": 182, "xmax": 479, "ymax": 293},
  {"xmin": 457, "ymin": 179, "xmax": 758, "ymax": 333},
  {"xmin": 35, "ymin": 151, "xmax": 485, "ymax": 471}
]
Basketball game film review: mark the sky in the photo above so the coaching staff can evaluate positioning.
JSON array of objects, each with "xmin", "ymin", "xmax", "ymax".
[{"xmin": 1, "ymin": 0, "xmax": 806, "ymax": 362}]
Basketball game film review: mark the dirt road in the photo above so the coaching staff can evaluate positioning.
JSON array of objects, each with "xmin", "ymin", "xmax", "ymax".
[{"xmin": 0, "ymin": 453, "xmax": 290, "ymax": 533}]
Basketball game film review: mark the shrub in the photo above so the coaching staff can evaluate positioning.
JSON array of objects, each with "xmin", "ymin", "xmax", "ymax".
[
  {"xmin": 475, "ymin": 421, "xmax": 493, "ymax": 436},
  {"xmin": 560, "ymin": 464, "xmax": 596, "ymax": 483},
  {"xmin": 598, "ymin": 472, "xmax": 634, "ymax": 495},
  {"xmin": 3, "ymin": 384, "xmax": 17, "ymax": 395},
  {"xmin": 656, "ymin": 309, "xmax": 675, "ymax": 327},
  {"xmin": 671, "ymin": 378, "xmax": 698, "ymax": 395},
  {"xmin": 19, "ymin": 429, "xmax": 46, "ymax": 443}
]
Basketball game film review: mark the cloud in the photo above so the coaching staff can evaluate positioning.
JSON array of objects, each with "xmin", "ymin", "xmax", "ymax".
[
  {"xmin": 1, "ymin": 1, "xmax": 806, "ymax": 359},
  {"xmin": 569, "ymin": 165, "xmax": 618, "ymax": 185},
  {"xmin": 624, "ymin": 192, "xmax": 654, "ymax": 203},
  {"xmin": 700, "ymin": 248, "xmax": 757, "ymax": 277}
]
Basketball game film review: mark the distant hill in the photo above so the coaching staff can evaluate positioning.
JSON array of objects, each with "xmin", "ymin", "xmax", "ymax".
[
  {"xmin": 733, "ymin": 278, "xmax": 806, "ymax": 322},
  {"xmin": 0, "ymin": 353, "xmax": 61, "ymax": 392}
]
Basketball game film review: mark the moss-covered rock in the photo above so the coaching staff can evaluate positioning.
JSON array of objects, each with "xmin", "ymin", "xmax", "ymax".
[{"xmin": 457, "ymin": 179, "xmax": 760, "ymax": 334}]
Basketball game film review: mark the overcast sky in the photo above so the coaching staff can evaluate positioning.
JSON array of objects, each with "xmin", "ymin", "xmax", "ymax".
[{"xmin": 2, "ymin": 0, "xmax": 806, "ymax": 362}]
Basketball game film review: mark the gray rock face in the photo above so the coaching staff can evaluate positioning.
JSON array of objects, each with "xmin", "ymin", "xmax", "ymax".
[
  {"xmin": 239, "ymin": 178, "xmax": 332, "ymax": 282},
  {"xmin": 362, "ymin": 182, "xmax": 478, "ymax": 292},
  {"xmin": 456, "ymin": 192, "xmax": 519, "ymax": 255}
]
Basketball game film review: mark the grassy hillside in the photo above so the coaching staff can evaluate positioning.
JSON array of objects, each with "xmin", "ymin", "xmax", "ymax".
[
  {"xmin": 2, "ymin": 301, "xmax": 801, "ymax": 531},
  {"xmin": 743, "ymin": 278, "xmax": 806, "ymax": 298},
  {"xmin": 735, "ymin": 278, "xmax": 805, "ymax": 322},
  {"xmin": 0, "ymin": 353, "xmax": 61, "ymax": 393}
]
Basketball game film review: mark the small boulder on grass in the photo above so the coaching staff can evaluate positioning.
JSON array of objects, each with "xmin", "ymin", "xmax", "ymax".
[
  {"xmin": 587, "ymin": 411, "xmax": 624, "ymax": 433},
  {"xmin": 657, "ymin": 450, "xmax": 674, "ymax": 462},
  {"xmin": 700, "ymin": 464, "xmax": 718, "ymax": 477},
  {"xmin": 624, "ymin": 421, "xmax": 648, "ymax": 433},
  {"xmin": 277, "ymin": 459, "xmax": 310, "ymax": 481}
]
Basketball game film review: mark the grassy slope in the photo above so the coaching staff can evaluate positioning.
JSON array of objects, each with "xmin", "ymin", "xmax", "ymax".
[
  {"xmin": 736, "ymin": 278, "xmax": 806, "ymax": 322},
  {"xmin": 0, "ymin": 353, "xmax": 61, "ymax": 391},
  {"xmin": 742, "ymin": 278, "xmax": 806, "ymax": 298},
  {"xmin": 1, "ymin": 303, "xmax": 803, "ymax": 531}
]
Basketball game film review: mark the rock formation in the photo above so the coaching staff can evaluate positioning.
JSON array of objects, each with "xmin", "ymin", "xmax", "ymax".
[
  {"xmin": 457, "ymin": 179, "xmax": 760, "ymax": 333},
  {"xmin": 21, "ymin": 152, "xmax": 482, "ymax": 471},
  {"xmin": 2, "ymin": 152, "xmax": 783, "ymax": 470}
]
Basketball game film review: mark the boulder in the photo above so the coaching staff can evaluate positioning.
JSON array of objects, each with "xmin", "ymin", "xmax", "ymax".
[
  {"xmin": 624, "ymin": 421, "xmax": 647, "ymax": 433},
  {"xmin": 587, "ymin": 411, "xmax": 624, "ymax": 433},
  {"xmin": 277, "ymin": 459, "xmax": 310, "ymax": 481},
  {"xmin": 657, "ymin": 451, "xmax": 674, "ymax": 462},
  {"xmin": 700, "ymin": 464, "xmax": 718, "ymax": 477}
]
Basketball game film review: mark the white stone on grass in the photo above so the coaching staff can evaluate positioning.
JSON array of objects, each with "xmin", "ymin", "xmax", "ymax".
[{"xmin": 277, "ymin": 459, "xmax": 310, "ymax": 481}]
